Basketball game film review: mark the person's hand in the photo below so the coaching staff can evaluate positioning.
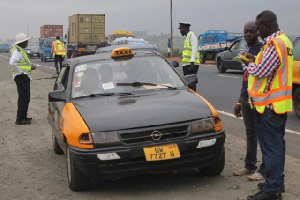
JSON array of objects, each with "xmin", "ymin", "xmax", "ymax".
[
  {"xmin": 244, "ymin": 52, "xmax": 255, "ymax": 63},
  {"xmin": 31, "ymin": 63, "xmax": 37, "ymax": 70},
  {"xmin": 234, "ymin": 103, "xmax": 242, "ymax": 118},
  {"xmin": 188, "ymin": 63, "xmax": 195, "ymax": 71}
]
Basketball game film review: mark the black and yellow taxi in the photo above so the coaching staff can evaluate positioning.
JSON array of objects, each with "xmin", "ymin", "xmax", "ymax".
[{"xmin": 47, "ymin": 47, "xmax": 226, "ymax": 191}]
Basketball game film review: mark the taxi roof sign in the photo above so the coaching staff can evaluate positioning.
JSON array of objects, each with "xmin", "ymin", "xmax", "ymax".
[{"xmin": 111, "ymin": 47, "xmax": 134, "ymax": 59}]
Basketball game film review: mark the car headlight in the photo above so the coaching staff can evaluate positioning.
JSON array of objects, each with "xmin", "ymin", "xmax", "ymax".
[
  {"xmin": 191, "ymin": 118, "xmax": 214, "ymax": 133},
  {"xmin": 91, "ymin": 131, "xmax": 120, "ymax": 145},
  {"xmin": 26, "ymin": 50, "xmax": 31, "ymax": 53}
]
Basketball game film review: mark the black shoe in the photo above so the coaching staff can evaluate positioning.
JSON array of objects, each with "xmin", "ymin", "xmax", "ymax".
[
  {"xmin": 15, "ymin": 119, "xmax": 31, "ymax": 125},
  {"xmin": 257, "ymin": 182, "xmax": 285, "ymax": 193},
  {"xmin": 247, "ymin": 191, "xmax": 282, "ymax": 200},
  {"xmin": 25, "ymin": 117, "xmax": 32, "ymax": 121}
]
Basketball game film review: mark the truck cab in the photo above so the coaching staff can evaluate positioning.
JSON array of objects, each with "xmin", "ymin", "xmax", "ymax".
[{"xmin": 39, "ymin": 37, "xmax": 65, "ymax": 62}]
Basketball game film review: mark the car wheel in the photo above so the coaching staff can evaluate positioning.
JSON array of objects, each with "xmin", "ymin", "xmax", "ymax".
[
  {"xmin": 217, "ymin": 58, "xmax": 226, "ymax": 73},
  {"xmin": 200, "ymin": 53, "xmax": 206, "ymax": 64},
  {"xmin": 293, "ymin": 87, "xmax": 300, "ymax": 118},
  {"xmin": 52, "ymin": 128, "xmax": 63, "ymax": 154},
  {"xmin": 66, "ymin": 144, "xmax": 90, "ymax": 191},
  {"xmin": 200, "ymin": 146, "xmax": 225, "ymax": 176}
]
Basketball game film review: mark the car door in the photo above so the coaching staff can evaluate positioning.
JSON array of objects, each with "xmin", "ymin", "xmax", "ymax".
[{"xmin": 48, "ymin": 64, "xmax": 70, "ymax": 137}]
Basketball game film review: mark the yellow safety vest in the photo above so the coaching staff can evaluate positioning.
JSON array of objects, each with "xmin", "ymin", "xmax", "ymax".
[
  {"xmin": 247, "ymin": 33, "xmax": 293, "ymax": 114},
  {"xmin": 52, "ymin": 40, "xmax": 66, "ymax": 56},
  {"xmin": 10, "ymin": 46, "xmax": 31, "ymax": 74},
  {"xmin": 182, "ymin": 32, "xmax": 200, "ymax": 65}
]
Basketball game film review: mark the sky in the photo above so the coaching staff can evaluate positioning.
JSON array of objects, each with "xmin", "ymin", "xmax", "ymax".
[{"xmin": 1, "ymin": 0, "xmax": 300, "ymax": 41}]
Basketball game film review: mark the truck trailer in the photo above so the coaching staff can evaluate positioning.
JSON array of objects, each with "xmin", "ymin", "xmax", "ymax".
[
  {"xmin": 198, "ymin": 30, "xmax": 242, "ymax": 64},
  {"xmin": 67, "ymin": 14, "xmax": 105, "ymax": 58}
]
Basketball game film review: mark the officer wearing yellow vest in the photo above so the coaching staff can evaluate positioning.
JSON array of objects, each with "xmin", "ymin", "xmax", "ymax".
[
  {"xmin": 242, "ymin": 11, "xmax": 293, "ymax": 200},
  {"xmin": 178, "ymin": 22, "xmax": 200, "ymax": 91},
  {"xmin": 51, "ymin": 36, "xmax": 66, "ymax": 74},
  {"xmin": 9, "ymin": 33, "xmax": 37, "ymax": 125}
]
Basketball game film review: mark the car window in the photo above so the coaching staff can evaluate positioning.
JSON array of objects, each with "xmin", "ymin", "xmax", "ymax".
[
  {"xmin": 293, "ymin": 38, "xmax": 300, "ymax": 60},
  {"xmin": 54, "ymin": 66, "xmax": 69, "ymax": 91},
  {"xmin": 71, "ymin": 56, "xmax": 185, "ymax": 98},
  {"xmin": 232, "ymin": 39, "xmax": 247, "ymax": 50}
]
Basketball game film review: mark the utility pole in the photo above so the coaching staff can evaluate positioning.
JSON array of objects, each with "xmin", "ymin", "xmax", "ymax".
[{"xmin": 170, "ymin": 0, "xmax": 173, "ymax": 57}]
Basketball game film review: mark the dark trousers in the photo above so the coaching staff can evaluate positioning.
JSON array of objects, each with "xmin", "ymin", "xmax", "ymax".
[
  {"xmin": 241, "ymin": 96, "xmax": 265, "ymax": 171},
  {"xmin": 183, "ymin": 65, "xmax": 199, "ymax": 91},
  {"xmin": 256, "ymin": 108, "xmax": 286, "ymax": 193},
  {"xmin": 14, "ymin": 74, "xmax": 30, "ymax": 121},
  {"xmin": 54, "ymin": 55, "xmax": 63, "ymax": 72}
]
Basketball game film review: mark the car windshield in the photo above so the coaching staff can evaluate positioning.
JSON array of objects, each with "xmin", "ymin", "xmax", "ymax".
[
  {"xmin": 27, "ymin": 45, "xmax": 39, "ymax": 51},
  {"xmin": 232, "ymin": 39, "xmax": 247, "ymax": 50},
  {"xmin": 71, "ymin": 55, "xmax": 185, "ymax": 98}
]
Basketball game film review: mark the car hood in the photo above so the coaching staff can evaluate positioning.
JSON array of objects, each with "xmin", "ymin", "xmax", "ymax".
[{"xmin": 74, "ymin": 90, "xmax": 212, "ymax": 131}]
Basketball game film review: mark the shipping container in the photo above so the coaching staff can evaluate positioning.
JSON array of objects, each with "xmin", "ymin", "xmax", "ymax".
[
  {"xmin": 40, "ymin": 25, "xmax": 63, "ymax": 39},
  {"xmin": 67, "ymin": 14, "xmax": 105, "ymax": 58}
]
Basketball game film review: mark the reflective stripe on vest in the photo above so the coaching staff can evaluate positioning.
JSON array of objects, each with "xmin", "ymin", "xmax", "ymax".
[
  {"xmin": 182, "ymin": 32, "xmax": 200, "ymax": 65},
  {"xmin": 52, "ymin": 40, "xmax": 66, "ymax": 56},
  {"xmin": 247, "ymin": 34, "xmax": 293, "ymax": 114},
  {"xmin": 10, "ymin": 46, "xmax": 31, "ymax": 74}
]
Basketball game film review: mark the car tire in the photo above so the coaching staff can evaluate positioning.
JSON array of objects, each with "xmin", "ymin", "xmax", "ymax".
[
  {"xmin": 52, "ymin": 129, "xmax": 63, "ymax": 154},
  {"xmin": 200, "ymin": 146, "xmax": 225, "ymax": 176},
  {"xmin": 217, "ymin": 58, "xmax": 226, "ymax": 73},
  {"xmin": 293, "ymin": 87, "xmax": 300, "ymax": 118},
  {"xmin": 66, "ymin": 144, "xmax": 90, "ymax": 191}
]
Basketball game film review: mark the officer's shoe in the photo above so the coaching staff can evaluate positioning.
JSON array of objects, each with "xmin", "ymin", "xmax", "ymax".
[
  {"xmin": 257, "ymin": 182, "xmax": 285, "ymax": 193},
  {"xmin": 25, "ymin": 117, "xmax": 32, "ymax": 121},
  {"xmin": 247, "ymin": 191, "xmax": 282, "ymax": 200},
  {"xmin": 15, "ymin": 119, "xmax": 31, "ymax": 125}
]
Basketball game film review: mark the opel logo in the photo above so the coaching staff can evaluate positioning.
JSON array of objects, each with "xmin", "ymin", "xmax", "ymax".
[{"xmin": 150, "ymin": 131, "xmax": 162, "ymax": 140}]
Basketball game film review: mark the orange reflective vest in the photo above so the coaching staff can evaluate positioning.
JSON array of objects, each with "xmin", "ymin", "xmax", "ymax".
[
  {"xmin": 52, "ymin": 40, "xmax": 66, "ymax": 56},
  {"xmin": 247, "ymin": 33, "xmax": 293, "ymax": 114}
]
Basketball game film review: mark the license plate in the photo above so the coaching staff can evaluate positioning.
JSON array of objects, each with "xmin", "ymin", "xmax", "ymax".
[
  {"xmin": 33, "ymin": 54, "xmax": 37, "ymax": 56},
  {"xmin": 143, "ymin": 144, "xmax": 180, "ymax": 161}
]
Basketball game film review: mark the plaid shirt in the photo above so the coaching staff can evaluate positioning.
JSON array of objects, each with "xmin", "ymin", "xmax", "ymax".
[{"xmin": 247, "ymin": 31, "xmax": 282, "ymax": 93}]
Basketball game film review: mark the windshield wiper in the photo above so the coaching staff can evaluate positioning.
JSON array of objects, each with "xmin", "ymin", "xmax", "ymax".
[
  {"xmin": 74, "ymin": 92, "xmax": 133, "ymax": 99},
  {"xmin": 117, "ymin": 82, "xmax": 177, "ymax": 89}
]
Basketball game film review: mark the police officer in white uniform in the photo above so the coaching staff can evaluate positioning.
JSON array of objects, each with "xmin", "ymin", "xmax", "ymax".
[{"xmin": 9, "ymin": 33, "xmax": 36, "ymax": 125}]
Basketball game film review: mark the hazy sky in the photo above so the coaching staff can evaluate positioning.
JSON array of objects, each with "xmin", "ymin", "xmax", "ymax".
[{"xmin": 1, "ymin": 0, "xmax": 300, "ymax": 41}]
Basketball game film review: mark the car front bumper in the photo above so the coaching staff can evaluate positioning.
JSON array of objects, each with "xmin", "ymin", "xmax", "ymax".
[{"xmin": 69, "ymin": 131, "xmax": 226, "ymax": 179}]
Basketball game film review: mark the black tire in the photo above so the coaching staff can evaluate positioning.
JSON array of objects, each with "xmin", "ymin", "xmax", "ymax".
[
  {"xmin": 293, "ymin": 87, "xmax": 300, "ymax": 118},
  {"xmin": 200, "ymin": 147, "xmax": 225, "ymax": 176},
  {"xmin": 52, "ymin": 129, "xmax": 63, "ymax": 154},
  {"xmin": 217, "ymin": 58, "xmax": 226, "ymax": 73},
  {"xmin": 200, "ymin": 53, "xmax": 206, "ymax": 64},
  {"xmin": 66, "ymin": 144, "xmax": 90, "ymax": 191}
]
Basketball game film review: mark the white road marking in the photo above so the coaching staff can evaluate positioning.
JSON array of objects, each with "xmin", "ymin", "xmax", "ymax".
[
  {"xmin": 217, "ymin": 110, "xmax": 300, "ymax": 136},
  {"xmin": 218, "ymin": 75, "xmax": 239, "ymax": 79}
]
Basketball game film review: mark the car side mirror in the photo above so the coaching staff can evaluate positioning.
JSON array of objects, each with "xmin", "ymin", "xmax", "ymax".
[
  {"xmin": 170, "ymin": 61, "xmax": 179, "ymax": 68},
  {"xmin": 224, "ymin": 47, "xmax": 229, "ymax": 51},
  {"xmin": 49, "ymin": 90, "xmax": 66, "ymax": 102},
  {"xmin": 184, "ymin": 74, "xmax": 198, "ymax": 86}
]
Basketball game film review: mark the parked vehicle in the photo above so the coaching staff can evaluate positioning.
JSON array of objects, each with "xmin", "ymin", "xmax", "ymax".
[
  {"xmin": 0, "ymin": 43, "xmax": 10, "ymax": 53},
  {"xmin": 215, "ymin": 38, "xmax": 247, "ymax": 73},
  {"xmin": 25, "ymin": 45, "xmax": 40, "ymax": 58},
  {"xmin": 67, "ymin": 14, "xmax": 106, "ymax": 58},
  {"xmin": 96, "ymin": 43, "xmax": 161, "ymax": 54},
  {"xmin": 48, "ymin": 46, "xmax": 225, "ymax": 191},
  {"xmin": 292, "ymin": 37, "xmax": 300, "ymax": 118},
  {"xmin": 199, "ymin": 30, "xmax": 242, "ymax": 64}
]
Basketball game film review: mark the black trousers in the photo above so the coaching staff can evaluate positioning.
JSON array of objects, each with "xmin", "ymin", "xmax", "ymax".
[
  {"xmin": 54, "ymin": 55, "xmax": 63, "ymax": 72},
  {"xmin": 183, "ymin": 65, "xmax": 199, "ymax": 91},
  {"xmin": 14, "ymin": 74, "xmax": 30, "ymax": 121}
]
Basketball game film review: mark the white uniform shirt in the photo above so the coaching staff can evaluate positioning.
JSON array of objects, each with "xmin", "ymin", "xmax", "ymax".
[
  {"xmin": 9, "ymin": 47, "xmax": 32, "ymax": 80},
  {"xmin": 182, "ymin": 31, "xmax": 199, "ymax": 66}
]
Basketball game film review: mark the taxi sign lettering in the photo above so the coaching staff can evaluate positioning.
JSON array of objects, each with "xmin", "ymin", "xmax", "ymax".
[{"xmin": 111, "ymin": 47, "xmax": 134, "ymax": 59}]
